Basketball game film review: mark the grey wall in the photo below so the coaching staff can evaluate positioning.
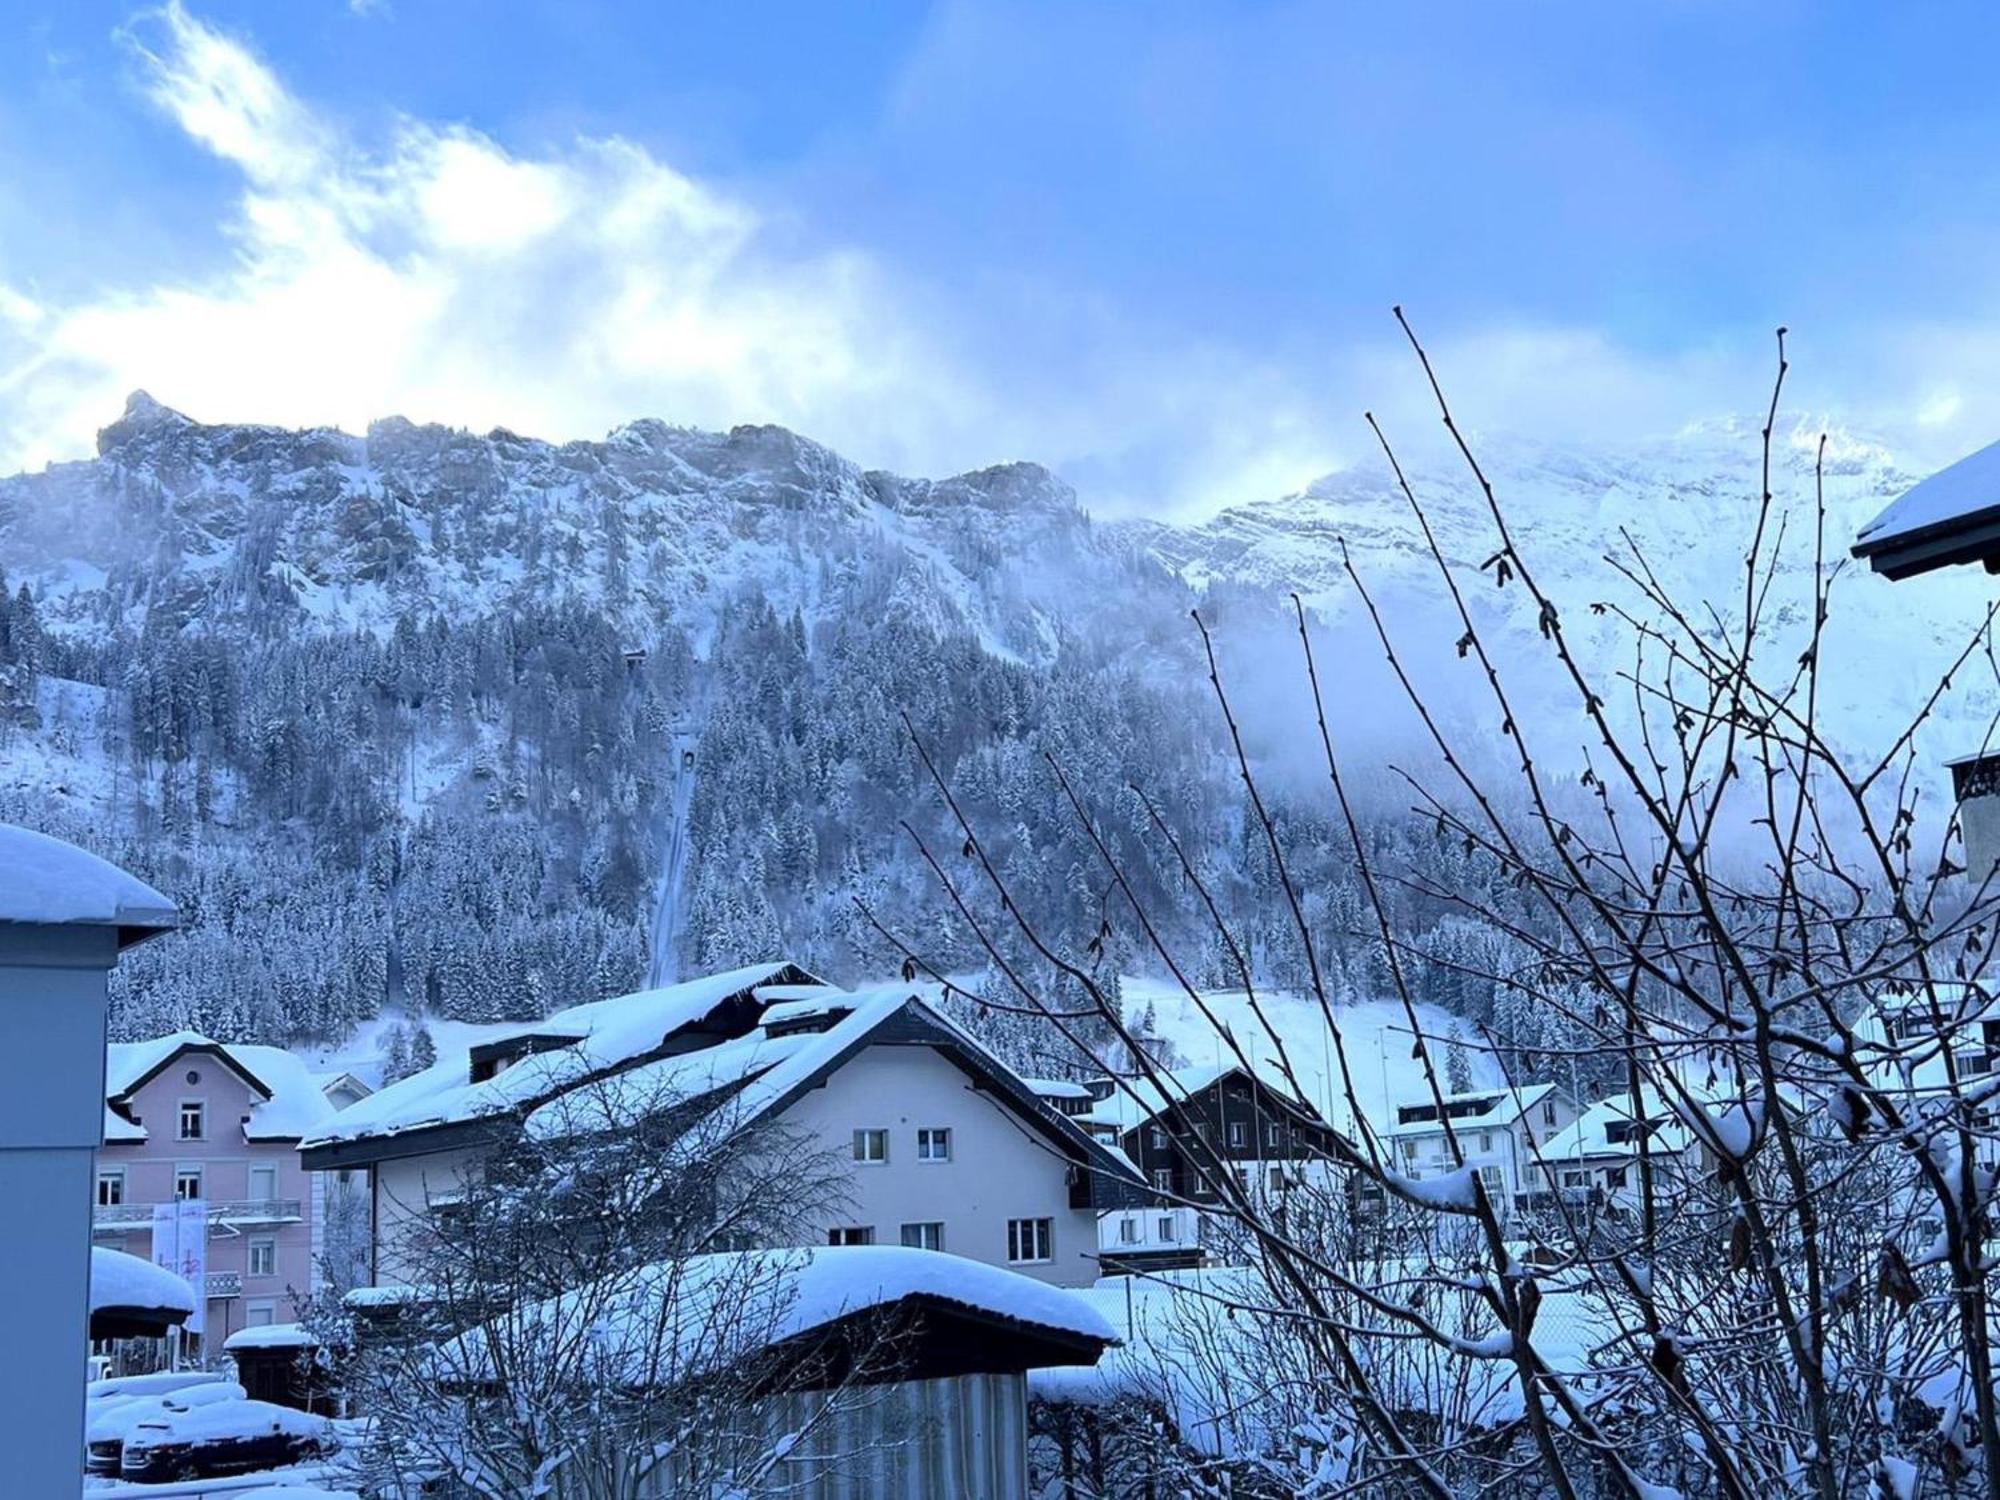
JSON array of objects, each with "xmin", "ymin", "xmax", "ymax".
[
  {"xmin": 0, "ymin": 923, "xmax": 119, "ymax": 1497},
  {"xmin": 778, "ymin": 1045, "xmax": 1100, "ymax": 1286}
]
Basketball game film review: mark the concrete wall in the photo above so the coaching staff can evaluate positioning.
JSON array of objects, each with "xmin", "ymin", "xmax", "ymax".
[
  {"xmin": 97, "ymin": 1045, "xmax": 319, "ymax": 1341},
  {"xmin": 777, "ymin": 1045, "xmax": 1100, "ymax": 1287}
]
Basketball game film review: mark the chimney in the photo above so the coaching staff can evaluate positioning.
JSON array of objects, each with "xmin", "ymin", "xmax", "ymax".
[{"xmin": 1951, "ymin": 751, "xmax": 2000, "ymax": 885}]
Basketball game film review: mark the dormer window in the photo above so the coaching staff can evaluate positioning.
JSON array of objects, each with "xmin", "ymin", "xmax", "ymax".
[{"xmin": 178, "ymin": 1100, "xmax": 205, "ymax": 1141}]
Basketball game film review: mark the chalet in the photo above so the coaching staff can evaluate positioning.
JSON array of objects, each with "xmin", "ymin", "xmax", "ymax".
[
  {"xmin": 1082, "ymin": 1062, "xmax": 1344, "ymax": 1271},
  {"xmin": 96, "ymin": 1032, "xmax": 365, "ymax": 1350},
  {"xmin": 1378, "ymin": 1082, "xmax": 1579, "ymax": 1216},
  {"xmin": 300, "ymin": 964, "xmax": 1146, "ymax": 1289}
]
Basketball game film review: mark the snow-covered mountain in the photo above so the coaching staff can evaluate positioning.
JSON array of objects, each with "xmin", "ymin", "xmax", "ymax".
[
  {"xmin": 1, "ymin": 396, "xmax": 1990, "ymax": 1056},
  {"xmin": 3, "ymin": 391, "xmax": 1151, "ymax": 662}
]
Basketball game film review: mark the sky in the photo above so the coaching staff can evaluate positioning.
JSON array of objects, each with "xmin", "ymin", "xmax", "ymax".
[{"xmin": 6, "ymin": 1, "xmax": 2000, "ymax": 516}]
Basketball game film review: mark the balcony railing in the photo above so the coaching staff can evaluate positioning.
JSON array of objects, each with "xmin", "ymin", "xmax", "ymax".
[
  {"xmin": 207, "ymin": 1272, "xmax": 242, "ymax": 1299},
  {"xmin": 92, "ymin": 1198, "xmax": 303, "ymax": 1233}
]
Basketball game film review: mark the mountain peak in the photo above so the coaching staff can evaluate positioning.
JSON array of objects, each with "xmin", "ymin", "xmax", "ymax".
[{"xmin": 97, "ymin": 390, "xmax": 194, "ymax": 457}]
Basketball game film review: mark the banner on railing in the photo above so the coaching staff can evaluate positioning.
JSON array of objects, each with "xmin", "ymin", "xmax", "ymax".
[{"xmin": 150, "ymin": 1198, "xmax": 208, "ymax": 1336}]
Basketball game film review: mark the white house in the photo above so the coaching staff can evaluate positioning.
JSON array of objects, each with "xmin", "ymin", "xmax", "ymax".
[
  {"xmin": 1534, "ymin": 1088, "xmax": 1701, "ymax": 1211},
  {"xmin": 300, "ymin": 963, "xmax": 1145, "ymax": 1289},
  {"xmin": 1377, "ymin": 1082, "xmax": 1579, "ymax": 1215}
]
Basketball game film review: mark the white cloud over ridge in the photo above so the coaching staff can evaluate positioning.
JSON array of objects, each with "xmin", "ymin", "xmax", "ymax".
[{"xmin": 0, "ymin": 4, "xmax": 1981, "ymax": 516}]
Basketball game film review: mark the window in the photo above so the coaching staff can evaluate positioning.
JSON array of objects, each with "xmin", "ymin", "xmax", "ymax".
[
  {"xmin": 1151, "ymin": 1167, "xmax": 1172, "ymax": 1192},
  {"xmin": 1118, "ymin": 1217, "xmax": 1139, "ymax": 1245},
  {"xmin": 1158, "ymin": 1216, "xmax": 1176, "ymax": 1242},
  {"xmin": 827, "ymin": 1226, "xmax": 875, "ymax": 1246},
  {"xmin": 96, "ymin": 1170, "xmax": 125, "ymax": 1207},
  {"xmin": 1606, "ymin": 1166, "xmax": 1629, "ymax": 1189},
  {"xmin": 177, "ymin": 1100, "xmax": 205, "ymax": 1141},
  {"xmin": 916, "ymin": 1128, "xmax": 951, "ymax": 1162},
  {"xmin": 175, "ymin": 1167, "xmax": 203, "ymax": 1202},
  {"xmin": 852, "ymin": 1129, "xmax": 888, "ymax": 1164},
  {"xmin": 1227, "ymin": 1120, "xmax": 1247, "ymax": 1148},
  {"xmin": 1264, "ymin": 1122, "xmax": 1281, "ymax": 1148},
  {"xmin": 1234, "ymin": 1166, "xmax": 1252, "ymax": 1194},
  {"xmin": 1007, "ymin": 1217, "xmax": 1053, "ymax": 1264},
  {"xmin": 1543, "ymin": 1101, "xmax": 1557, "ymax": 1127},
  {"xmin": 1562, "ymin": 1170, "xmax": 1586, "ymax": 1188},
  {"xmin": 900, "ymin": 1222, "xmax": 945, "ymax": 1251},
  {"xmin": 248, "ymin": 1164, "xmax": 277, "ymax": 1202},
  {"xmin": 245, "ymin": 1304, "xmax": 275, "ymax": 1329},
  {"xmin": 248, "ymin": 1238, "xmax": 276, "ymax": 1277},
  {"xmin": 1148, "ymin": 1126, "xmax": 1168, "ymax": 1151},
  {"xmin": 1478, "ymin": 1131, "xmax": 1493, "ymax": 1153},
  {"xmin": 1269, "ymin": 1167, "xmax": 1285, "ymax": 1192}
]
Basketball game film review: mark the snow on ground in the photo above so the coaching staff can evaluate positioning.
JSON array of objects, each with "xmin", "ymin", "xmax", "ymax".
[{"xmin": 1121, "ymin": 975, "xmax": 1504, "ymax": 1132}]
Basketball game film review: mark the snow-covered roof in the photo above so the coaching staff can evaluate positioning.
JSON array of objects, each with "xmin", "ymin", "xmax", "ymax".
[
  {"xmin": 1538, "ymin": 1089, "xmax": 1696, "ymax": 1165},
  {"xmin": 1380, "ymin": 1081, "xmax": 1557, "ymax": 1138},
  {"xmin": 443, "ymin": 1245, "xmax": 1116, "ymax": 1388},
  {"xmin": 1854, "ymin": 439, "xmax": 2000, "ymax": 579},
  {"xmin": 0, "ymin": 824, "xmax": 177, "ymax": 947},
  {"xmin": 1022, "ymin": 1077, "xmax": 1092, "ymax": 1099},
  {"xmin": 1085, "ymin": 1058, "xmax": 1325, "ymax": 1135},
  {"xmin": 305, "ymin": 961, "xmax": 810, "ymax": 1148},
  {"xmin": 90, "ymin": 1247, "xmax": 196, "ymax": 1318},
  {"xmin": 524, "ymin": 984, "xmax": 1144, "ymax": 1194},
  {"xmin": 222, "ymin": 1322, "xmax": 317, "ymax": 1352},
  {"xmin": 105, "ymin": 1031, "xmax": 343, "ymax": 1142}
]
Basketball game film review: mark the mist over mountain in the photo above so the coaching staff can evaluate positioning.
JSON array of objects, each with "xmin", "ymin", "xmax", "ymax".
[{"xmin": 1, "ymin": 395, "xmax": 1990, "ymax": 1079}]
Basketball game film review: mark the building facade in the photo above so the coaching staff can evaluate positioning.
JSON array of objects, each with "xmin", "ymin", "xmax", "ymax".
[
  {"xmin": 303, "ymin": 966, "xmax": 1145, "ymax": 1291},
  {"xmin": 1082, "ymin": 1063, "xmax": 1344, "ymax": 1271},
  {"xmin": 97, "ymin": 1033, "xmax": 358, "ymax": 1350}
]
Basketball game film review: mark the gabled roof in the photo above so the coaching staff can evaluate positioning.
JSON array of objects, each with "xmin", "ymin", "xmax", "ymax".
[
  {"xmin": 302, "ymin": 961, "xmax": 821, "ymax": 1160},
  {"xmin": 1379, "ymin": 1081, "xmax": 1558, "ymax": 1136},
  {"xmin": 1084, "ymin": 1059, "xmax": 1330, "ymax": 1137},
  {"xmin": 526, "ymin": 984, "xmax": 1146, "ymax": 1196},
  {"xmin": 0, "ymin": 825, "xmax": 177, "ymax": 949},
  {"xmin": 1854, "ymin": 439, "xmax": 2000, "ymax": 580},
  {"xmin": 104, "ymin": 1031, "xmax": 342, "ymax": 1143},
  {"xmin": 442, "ymin": 1245, "xmax": 1116, "ymax": 1394}
]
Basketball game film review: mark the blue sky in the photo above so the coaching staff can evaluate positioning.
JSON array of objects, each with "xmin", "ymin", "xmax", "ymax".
[{"xmin": 5, "ymin": 1, "xmax": 2000, "ymax": 512}]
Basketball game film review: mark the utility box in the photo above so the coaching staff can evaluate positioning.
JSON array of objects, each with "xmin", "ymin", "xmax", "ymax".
[{"xmin": 0, "ymin": 826, "xmax": 176, "ymax": 1496}]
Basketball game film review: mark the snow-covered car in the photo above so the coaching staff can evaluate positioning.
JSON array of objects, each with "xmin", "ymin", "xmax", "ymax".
[
  {"xmin": 85, "ymin": 1379, "xmax": 245, "ymax": 1476},
  {"xmin": 118, "ymin": 1397, "xmax": 333, "ymax": 1483},
  {"xmin": 87, "ymin": 1369, "xmax": 226, "ymax": 1404}
]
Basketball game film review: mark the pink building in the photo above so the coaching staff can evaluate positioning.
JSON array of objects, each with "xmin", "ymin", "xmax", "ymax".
[{"xmin": 95, "ymin": 1032, "xmax": 353, "ymax": 1353}]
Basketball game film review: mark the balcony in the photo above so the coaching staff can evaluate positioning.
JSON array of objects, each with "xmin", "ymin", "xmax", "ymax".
[
  {"xmin": 207, "ymin": 1272, "xmax": 242, "ymax": 1299},
  {"xmin": 91, "ymin": 1199, "xmax": 303, "ymax": 1234}
]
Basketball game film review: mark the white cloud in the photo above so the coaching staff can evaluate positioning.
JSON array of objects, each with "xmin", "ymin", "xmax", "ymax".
[{"xmin": 0, "ymin": 4, "xmax": 1976, "ymax": 516}]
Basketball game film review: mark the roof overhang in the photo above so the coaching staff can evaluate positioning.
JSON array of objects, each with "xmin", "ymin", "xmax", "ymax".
[{"xmin": 1852, "ymin": 507, "xmax": 2000, "ymax": 581}]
